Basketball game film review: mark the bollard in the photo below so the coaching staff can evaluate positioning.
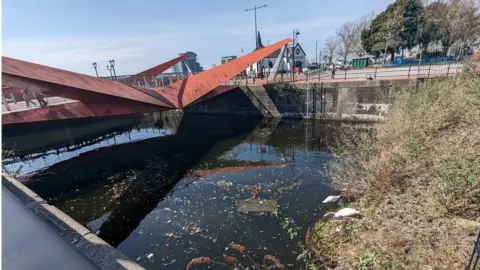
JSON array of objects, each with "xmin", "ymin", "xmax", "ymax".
[{"xmin": 374, "ymin": 66, "xmax": 378, "ymax": 80}]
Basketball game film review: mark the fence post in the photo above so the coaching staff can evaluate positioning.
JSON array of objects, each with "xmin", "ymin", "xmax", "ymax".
[
  {"xmin": 313, "ymin": 83, "xmax": 317, "ymax": 117},
  {"xmin": 408, "ymin": 65, "xmax": 411, "ymax": 79},
  {"xmin": 320, "ymin": 82, "xmax": 324, "ymax": 118},
  {"xmin": 417, "ymin": 62, "xmax": 421, "ymax": 78},
  {"xmin": 306, "ymin": 86, "xmax": 309, "ymax": 119},
  {"xmin": 446, "ymin": 62, "xmax": 451, "ymax": 77},
  {"xmin": 428, "ymin": 63, "xmax": 432, "ymax": 78},
  {"xmin": 344, "ymin": 69, "xmax": 347, "ymax": 81},
  {"xmin": 374, "ymin": 66, "xmax": 378, "ymax": 80}
]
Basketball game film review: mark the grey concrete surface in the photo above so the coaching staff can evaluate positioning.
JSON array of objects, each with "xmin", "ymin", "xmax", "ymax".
[
  {"xmin": 2, "ymin": 174, "xmax": 145, "ymax": 270},
  {"xmin": 2, "ymin": 97, "xmax": 76, "ymax": 113},
  {"xmin": 2, "ymin": 187, "xmax": 98, "ymax": 270}
]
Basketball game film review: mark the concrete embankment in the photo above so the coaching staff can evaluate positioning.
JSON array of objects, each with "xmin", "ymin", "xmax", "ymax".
[
  {"xmin": 186, "ymin": 79, "xmax": 414, "ymax": 121},
  {"xmin": 2, "ymin": 174, "xmax": 145, "ymax": 270}
]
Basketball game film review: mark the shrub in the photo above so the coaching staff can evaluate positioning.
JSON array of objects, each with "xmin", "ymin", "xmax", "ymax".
[{"xmin": 316, "ymin": 61, "xmax": 480, "ymax": 269}]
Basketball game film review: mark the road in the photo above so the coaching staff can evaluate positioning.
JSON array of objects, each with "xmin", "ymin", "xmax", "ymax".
[
  {"xmin": 1, "ymin": 63, "xmax": 463, "ymax": 113},
  {"xmin": 226, "ymin": 62, "xmax": 463, "ymax": 85},
  {"xmin": 2, "ymin": 187, "xmax": 97, "ymax": 270}
]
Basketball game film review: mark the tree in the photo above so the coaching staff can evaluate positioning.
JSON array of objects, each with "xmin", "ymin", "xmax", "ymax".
[
  {"xmin": 361, "ymin": 0, "xmax": 423, "ymax": 61},
  {"xmin": 323, "ymin": 36, "xmax": 340, "ymax": 63},
  {"xmin": 428, "ymin": 0, "xmax": 480, "ymax": 53},
  {"xmin": 417, "ymin": 1, "xmax": 445, "ymax": 49},
  {"xmin": 353, "ymin": 12, "xmax": 376, "ymax": 57},
  {"xmin": 449, "ymin": 0, "xmax": 480, "ymax": 51},
  {"xmin": 361, "ymin": 2, "xmax": 404, "ymax": 60},
  {"xmin": 336, "ymin": 21, "xmax": 358, "ymax": 63},
  {"xmin": 402, "ymin": 0, "xmax": 424, "ymax": 49}
]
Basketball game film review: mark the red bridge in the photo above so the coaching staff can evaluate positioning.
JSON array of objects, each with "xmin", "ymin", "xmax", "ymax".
[{"xmin": 2, "ymin": 38, "xmax": 291, "ymax": 125}]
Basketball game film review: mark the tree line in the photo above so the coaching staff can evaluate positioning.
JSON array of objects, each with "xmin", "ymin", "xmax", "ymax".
[{"xmin": 323, "ymin": 0, "xmax": 480, "ymax": 63}]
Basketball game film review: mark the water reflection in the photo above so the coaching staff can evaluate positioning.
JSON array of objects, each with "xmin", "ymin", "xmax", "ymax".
[{"xmin": 3, "ymin": 113, "xmax": 372, "ymax": 269}]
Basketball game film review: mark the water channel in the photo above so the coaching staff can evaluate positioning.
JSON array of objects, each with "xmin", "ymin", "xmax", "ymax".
[{"xmin": 3, "ymin": 113, "xmax": 371, "ymax": 269}]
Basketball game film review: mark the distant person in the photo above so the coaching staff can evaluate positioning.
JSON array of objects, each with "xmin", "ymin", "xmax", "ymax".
[
  {"xmin": 331, "ymin": 64, "xmax": 336, "ymax": 79},
  {"xmin": 36, "ymin": 93, "xmax": 48, "ymax": 107},
  {"xmin": 21, "ymin": 89, "xmax": 35, "ymax": 108}
]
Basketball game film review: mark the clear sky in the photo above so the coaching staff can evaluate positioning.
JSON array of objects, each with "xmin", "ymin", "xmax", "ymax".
[{"xmin": 3, "ymin": 0, "xmax": 394, "ymax": 76}]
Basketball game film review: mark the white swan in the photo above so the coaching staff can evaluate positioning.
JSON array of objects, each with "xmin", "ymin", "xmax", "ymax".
[
  {"xmin": 323, "ymin": 208, "xmax": 360, "ymax": 219},
  {"xmin": 322, "ymin": 195, "xmax": 341, "ymax": 204}
]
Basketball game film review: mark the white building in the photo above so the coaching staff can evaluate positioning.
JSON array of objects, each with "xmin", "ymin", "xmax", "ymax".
[{"xmin": 246, "ymin": 31, "xmax": 307, "ymax": 76}]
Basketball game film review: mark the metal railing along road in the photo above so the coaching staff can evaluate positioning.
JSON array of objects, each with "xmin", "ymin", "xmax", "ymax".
[{"xmin": 223, "ymin": 62, "xmax": 464, "ymax": 86}]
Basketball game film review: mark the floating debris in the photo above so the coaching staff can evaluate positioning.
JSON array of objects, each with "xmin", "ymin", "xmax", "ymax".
[
  {"xmin": 237, "ymin": 199, "xmax": 277, "ymax": 212},
  {"xmin": 217, "ymin": 180, "xmax": 233, "ymax": 188},
  {"xmin": 277, "ymin": 180, "xmax": 303, "ymax": 193},
  {"xmin": 190, "ymin": 227, "xmax": 202, "ymax": 234},
  {"xmin": 186, "ymin": 257, "xmax": 211, "ymax": 270},
  {"xmin": 146, "ymin": 253, "xmax": 154, "ymax": 260}
]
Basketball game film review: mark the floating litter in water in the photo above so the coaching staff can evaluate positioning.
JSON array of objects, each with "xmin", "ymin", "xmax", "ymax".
[{"xmin": 237, "ymin": 199, "xmax": 277, "ymax": 212}]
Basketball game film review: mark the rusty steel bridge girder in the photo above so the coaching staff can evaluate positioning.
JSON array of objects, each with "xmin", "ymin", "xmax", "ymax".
[
  {"xmin": 2, "ymin": 38, "xmax": 291, "ymax": 124},
  {"xmin": 154, "ymin": 38, "xmax": 292, "ymax": 108}
]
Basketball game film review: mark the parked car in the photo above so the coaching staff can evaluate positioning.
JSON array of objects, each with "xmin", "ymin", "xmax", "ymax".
[{"xmin": 331, "ymin": 60, "xmax": 352, "ymax": 70}]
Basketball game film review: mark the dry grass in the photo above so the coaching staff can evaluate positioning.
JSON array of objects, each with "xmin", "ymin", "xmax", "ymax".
[{"xmin": 314, "ymin": 62, "xmax": 480, "ymax": 269}]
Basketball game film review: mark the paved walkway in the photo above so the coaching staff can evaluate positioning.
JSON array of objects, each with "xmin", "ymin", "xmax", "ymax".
[
  {"xmin": 226, "ymin": 63, "xmax": 462, "ymax": 86},
  {"xmin": 2, "ymin": 97, "xmax": 76, "ymax": 113},
  {"xmin": 2, "ymin": 187, "xmax": 97, "ymax": 270}
]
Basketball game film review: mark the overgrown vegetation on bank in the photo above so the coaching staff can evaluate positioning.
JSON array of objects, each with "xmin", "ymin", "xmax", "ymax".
[{"xmin": 315, "ymin": 62, "xmax": 480, "ymax": 269}]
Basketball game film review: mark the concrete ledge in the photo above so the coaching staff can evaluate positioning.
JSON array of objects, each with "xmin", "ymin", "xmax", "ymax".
[{"xmin": 2, "ymin": 173, "xmax": 145, "ymax": 270}]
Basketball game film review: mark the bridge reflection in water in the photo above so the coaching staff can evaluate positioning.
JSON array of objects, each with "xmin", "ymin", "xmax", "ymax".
[{"xmin": 3, "ymin": 113, "xmax": 373, "ymax": 269}]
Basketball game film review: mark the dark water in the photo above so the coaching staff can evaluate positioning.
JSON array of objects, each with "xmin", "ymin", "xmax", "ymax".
[{"xmin": 3, "ymin": 113, "xmax": 369, "ymax": 269}]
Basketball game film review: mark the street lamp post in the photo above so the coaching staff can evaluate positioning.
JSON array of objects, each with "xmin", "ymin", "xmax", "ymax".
[
  {"xmin": 92, "ymin": 62, "xmax": 99, "ymax": 77},
  {"xmin": 106, "ymin": 65, "xmax": 113, "ymax": 80},
  {"xmin": 245, "ymin": 5, "xmax": 267, "ymax": 76},
  {"xmin": 109, "ymin": 59, "xmax": 117, "ymax": 79},
  {"xmin": 292, "ymin": 29, "xmax": 300, "ymax": 82},
  {"xmin": 316, "ymin": 40, "xmax": 319, "ymax": 65},
  {"xmin": 245, "ymin": 5, "xmax": 267, "ymax": 49}
]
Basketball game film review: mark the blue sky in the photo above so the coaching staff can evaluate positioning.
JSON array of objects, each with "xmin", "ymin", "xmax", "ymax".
[{"xmin": 3, "ymin": 0, "xmax": 393, "ymax": 76}]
